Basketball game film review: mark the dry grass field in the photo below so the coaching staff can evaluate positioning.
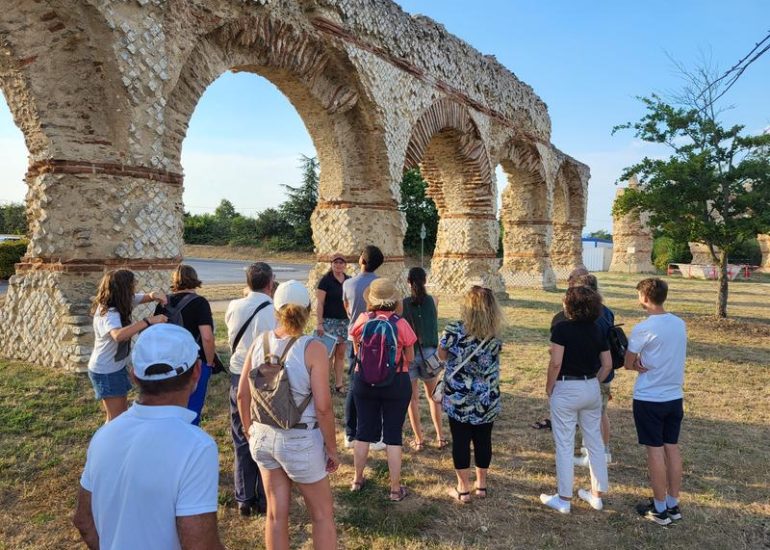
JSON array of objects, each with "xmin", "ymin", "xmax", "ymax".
[{"xmin": 1, "ymin": 273, "xmax": 769, "ymax": 549}]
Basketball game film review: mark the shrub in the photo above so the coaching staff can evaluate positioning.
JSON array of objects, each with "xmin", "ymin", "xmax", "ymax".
[
  {"xmin": 652, "ymin": 236, "xmax": 691, "ymax": 272},
  {"xmin": 0, "ymin": 239, "xmax": 28, "ymax": 279}
]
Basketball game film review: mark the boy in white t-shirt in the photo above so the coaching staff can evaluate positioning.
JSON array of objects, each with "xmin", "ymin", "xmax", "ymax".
[{"xmin": 625, "ymin": 278, "xmax": 687, "ymax": 526}]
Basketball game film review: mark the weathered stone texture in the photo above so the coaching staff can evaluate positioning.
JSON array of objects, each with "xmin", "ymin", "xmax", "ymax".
[
  {"xmin": 688, "ymin": 242, "xmax": 718, "ymax": 265},
  {"xmin": 0, "ymin": 0, "xmax": 589, "ymax": 369},
  {"xmin": 758, "ymin": 234, "xmax": 770, "ymax": 272},
  {"xmin": 609, "ymin": 181, "xmax": 654, "ymax": 273}
]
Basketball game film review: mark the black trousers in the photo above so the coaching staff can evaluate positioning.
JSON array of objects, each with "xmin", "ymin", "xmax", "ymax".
[{"xmin": 448, "ymin": 417, "xmax": 494, "ymax": 470}]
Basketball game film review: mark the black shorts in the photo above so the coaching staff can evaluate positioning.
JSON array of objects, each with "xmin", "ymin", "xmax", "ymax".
[
  {"xmin": 352, "ymin": 372, "xmax": 411, "ymax": 446},
  {"xmin": 633, "ymin": 398, "xmax": 684, "ymax": 447}
]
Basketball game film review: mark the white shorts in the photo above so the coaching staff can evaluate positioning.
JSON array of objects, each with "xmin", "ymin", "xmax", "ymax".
[{"xmin": 249, "ymin": 423, "xmax": 328, "ymax": 484}]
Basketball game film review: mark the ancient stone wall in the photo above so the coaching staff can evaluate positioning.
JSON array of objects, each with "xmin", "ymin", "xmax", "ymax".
[
  {"xmin": 0, "ymin": 0, "xmax": 589, "ymax": 369},
  {"xmin": 608, "ymin": 179, "xmax": 654, "ymax": 273},
  {"xmin": 758, "ymin": 234, "xmax": 770, "ymax": 272}
]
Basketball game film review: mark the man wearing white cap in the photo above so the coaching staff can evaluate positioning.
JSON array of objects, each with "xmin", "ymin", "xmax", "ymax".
[{"xmin": 73, "ymin": 324, "xmax": 224, "ymax": 550}]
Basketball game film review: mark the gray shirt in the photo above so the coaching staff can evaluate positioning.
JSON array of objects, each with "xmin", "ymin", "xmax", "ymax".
[{"xmin": 342, "ymin": 271, "xmax": 378, "ymax": 340}]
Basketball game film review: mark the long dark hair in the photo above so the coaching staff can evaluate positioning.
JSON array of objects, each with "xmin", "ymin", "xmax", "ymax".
[
  {"xmin": 407, "ymin": 267, "xmax": 427, "ymax": 305},
  {"xmin": 91, "ymin": 269, "xmax": 136, "ymax": 327}
]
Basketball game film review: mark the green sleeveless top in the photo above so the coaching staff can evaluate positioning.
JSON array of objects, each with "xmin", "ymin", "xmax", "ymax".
[{"xmin": 402, "ymin": 295, "xmax": 439, "ymax": 348}]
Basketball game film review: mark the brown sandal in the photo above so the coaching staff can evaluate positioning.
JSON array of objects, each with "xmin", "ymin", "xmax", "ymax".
[
  {"xmin": 388, "ymin": 486, "xmax": 408, "ymax": 502},
  {"xmin": 350, "ymin": 478, "xmax": 366, "ymax": 492}
]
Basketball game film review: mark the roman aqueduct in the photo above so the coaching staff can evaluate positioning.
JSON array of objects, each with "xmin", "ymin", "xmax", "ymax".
[{"xmin": 0, "ymin": 0, "xmax": 589, "ymax": 369}]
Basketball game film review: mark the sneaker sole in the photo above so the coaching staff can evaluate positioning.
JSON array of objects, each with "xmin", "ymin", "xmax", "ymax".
[
  {"xmin": 668, "ymin": 512, "xmax": 682, "ymax": 521},
  {"xmin": 643, "ymin": 513, "xmax": 672, "ymax": 526}
]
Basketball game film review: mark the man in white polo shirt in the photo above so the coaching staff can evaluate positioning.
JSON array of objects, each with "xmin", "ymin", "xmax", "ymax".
[
  {"xmin": 225, "ymin": 262, "xmax": 276, "ymax": 516},
  {"xmin": 625, "ymin": 277, "xmax": 687, "ymax": 527},
  {"xmin": 73, "ymin": 324, "xmax": 223, "ymax": 550}
]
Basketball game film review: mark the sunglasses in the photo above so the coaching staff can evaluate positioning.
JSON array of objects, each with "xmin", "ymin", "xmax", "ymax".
[{"xmin": 332, "ymin": 259, "xmax": 347, "ymax": 264}]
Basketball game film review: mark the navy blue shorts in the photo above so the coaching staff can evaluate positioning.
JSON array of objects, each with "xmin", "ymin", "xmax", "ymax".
[
  {"xmin": 633, "ymin": 398, "xmax": 684, "ymax": 447},
  {"xmin": 352, "ymin": 372, "xmax": 411, "ymax": 445},
  {"xmin": 88, "ymin": 367, "xmax": 132, "ymax": 400}
]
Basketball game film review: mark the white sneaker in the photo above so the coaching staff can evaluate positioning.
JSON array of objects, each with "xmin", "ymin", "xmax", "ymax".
[
  {"xmin": 540, "ymin": 493, "xmax": 570, "ymax": 514},
  {"xmin": 370, "ymin": 439, "xmax": 386, "ymax": 451},
  {"xmin": 578, "ymin": 489, "xmax": 603, "ymax": 511},
  {"xmin": 344, "ymin": 437, "xmax": 355, "ymax": 449}
]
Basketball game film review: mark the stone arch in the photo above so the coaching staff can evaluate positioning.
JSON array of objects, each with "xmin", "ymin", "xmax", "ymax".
[
  {"xmin": 404, "ymin": 98, "xmax": 503, "ymax": 294},
  {"xmin": 497, "ymin": 139, "xmax": 555, "ymax": 289},
  {"xmin": 163, "ymin": 14, "xmax": 401, "ymax": 287},
  {"xmin": 550, "ymin": 159, "xmax": 587, "ymax": 279}
]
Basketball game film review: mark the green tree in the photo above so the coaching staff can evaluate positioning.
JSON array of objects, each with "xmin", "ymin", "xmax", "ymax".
[
  {"xmin": 613, "ymin": 84, "xmax": 770, "ymax": 317},
  {"xmin": 279, "ymin": 155, "xmax": 318, "ymax": 251},
  {"xmin": 587, "ymin": 229, "xmax": 613, "ymax": 241},
  {"xmin": 399, "ymin": 168, "xmax": 438, "ymax": 255},
  {"xmin": 0, "ymin": 203, "xmax": 26, "ymax": 235},
  {"xmin": 214, "ymin": 199, "xmax": 238, "ymax": 221}
]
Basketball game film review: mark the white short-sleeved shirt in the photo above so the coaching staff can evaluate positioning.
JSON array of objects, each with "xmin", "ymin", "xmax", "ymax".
[
  {"xmin": 88, "ymin": 293, "xmax": 145, "ymax": 374},
  {"xmin": 627, "ymin": 313, "xmax": 687, "ymax": 402},
  {"xmin": 80, "ymin": 403, "xmax": 219, "ymax": 550},
  {"xmin": 225, "ymin": 292, "xmax": 276, "ymax": 375}
]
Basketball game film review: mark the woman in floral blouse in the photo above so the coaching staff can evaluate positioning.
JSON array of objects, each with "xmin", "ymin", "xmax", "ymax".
[{"xmin": 438, "ymin": 284, "xmax": 503, "ymax": 503}]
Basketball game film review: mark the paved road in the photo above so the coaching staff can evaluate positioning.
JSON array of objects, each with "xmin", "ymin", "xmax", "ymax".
[
  {"xmin": 186, "ymin": 258, "xmax": 311, "ymax": 285},
  {"xmin": 0, "ymin": 259, "xmax": 311, "ymax": 296}
]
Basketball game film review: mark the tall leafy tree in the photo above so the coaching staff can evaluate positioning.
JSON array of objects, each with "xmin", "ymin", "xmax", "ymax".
[
  {"xmin": 0, "ymin": 203, "xmax": 26, "ymax": 235},
  {"xmin": 280, "ymin": 155, "xmax": 319, "ymax": 250},
  {"xmin": 399, "ymin": 168, "xmax": 438, "ymax": 255},
  {"xmin": 613, "ymin": 72, "xmax": 770, "ymax": 317}
]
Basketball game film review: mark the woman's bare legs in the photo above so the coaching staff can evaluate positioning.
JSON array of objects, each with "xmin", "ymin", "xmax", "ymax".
[
  {"xmin": 422, "ymin": 378, "xmax": 444, "ymax": 444},
  {"xmin": 333, "ymin": 341, "xmax": 346, "ymax": 390},
  {"xmin": 102, "ymin": 396, "xmax": 128, "ymax": 423},
  {"xmin": 407, "ymin": 378, "xmax": 423, "ymax": 446},
  {"xmin": 260, "ymin": 467, "xmax": 292, "ymax": 550},
  {"xmin": 296, "ymin": 477, "xmax": 337, "ymax": 550}
]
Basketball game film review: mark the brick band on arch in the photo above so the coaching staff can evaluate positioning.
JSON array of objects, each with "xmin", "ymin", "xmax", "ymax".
[
  {"xmin": 16, "ymin": 257, "xmax": 182, "ymax": 274},
  {"xmin": 27, "ymin": 159, "xmax": 184, "ymax": 185}
]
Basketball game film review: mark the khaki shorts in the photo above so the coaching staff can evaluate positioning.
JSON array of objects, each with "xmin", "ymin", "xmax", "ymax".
[
  {"xmin": 600, "ymin": 382, "xmax": 612, "ymax": 413},
  {"xmin": 249, "ymin": 423, "xmax": 328, "ymax": 484}
]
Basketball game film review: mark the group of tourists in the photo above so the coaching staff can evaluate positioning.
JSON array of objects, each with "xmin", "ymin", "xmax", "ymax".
[{"xmin": 75, "ymin": 246, "xmax": 688, "ymax": 549}]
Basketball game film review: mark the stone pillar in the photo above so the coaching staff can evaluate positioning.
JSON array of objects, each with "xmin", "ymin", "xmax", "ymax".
[
  {"xmin": 550, "ymin": 222, "xmax": 584, "ymax": 280},
  {"xmin": 0, "ymin": 164, "xmax": 182, "ymax": 370},
  {"xmin": 758, "ymin": 234, "xmax": 770, "ymax": 272},
  {"xmin": 608, "ymin": 181, "xmax": 654, "ymax": 273},
  {"xmin": 688, "ymin": 242, "xmax": 718, "ymax": 265},
  {"xmin": 430, "ymin": 215, "xmax": 504, "ymax": 295},
  {"xmin": 309, "ymin": 200, "xmax": 407, "ymax": 294},
  {"xmin": 499, "ymin": 220, "xmax": 555, "ymax": 288}
]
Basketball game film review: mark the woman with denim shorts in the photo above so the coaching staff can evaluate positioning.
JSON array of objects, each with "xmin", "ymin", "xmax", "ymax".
[
  {"xmin": 88, "ymin": 269, "xmax": 168, "ymax": 422},
  {"xmin": 349, "ymin": 278, "xmax": 417, "ymax": 502},
  {"xmin": 238, "ymin": 280, "xmax": 339, "ymax": 550},
  {"xmin": 402, "ymin": 267, "xmax": 446, "ymax": 451}
]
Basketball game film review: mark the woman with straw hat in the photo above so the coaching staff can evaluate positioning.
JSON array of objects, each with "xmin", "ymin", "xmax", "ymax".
[{"xmin": 348, "ymin": 278, "xmax": 417, "ymax": 501}]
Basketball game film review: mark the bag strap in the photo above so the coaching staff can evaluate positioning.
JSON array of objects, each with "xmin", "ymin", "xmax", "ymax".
[
  {"xmin": 168, "ymin": 292, "xmax": 200, "ymax": 318},
  {"xmin": 231, "ymin": 300, "xmax": 271, "ymax": 353},
  {"xmin": 278, "ymin": 337, "xmax": 298, "ymax": 364},
  {"xmin": 445, "ymin": 337, "xmax": 491, "ymax": 382},
  {"xmin": 262, "ymin": 332, "xmax": 271, "ymax": 364}
]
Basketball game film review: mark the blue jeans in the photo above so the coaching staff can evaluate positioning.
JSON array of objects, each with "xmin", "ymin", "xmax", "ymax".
[
  {"xmin": 345, "ymin": 347, "xmax": 357, "ymax": 439},
  {"xmin": 230, "ymin": 375, "xmax": 266, "ymax": 508},
  {"xmin": 186, "ymin": 363, "xmax": 211, "ymax": 426}
]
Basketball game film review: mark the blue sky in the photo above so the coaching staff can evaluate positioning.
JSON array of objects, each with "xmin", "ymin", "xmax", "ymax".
[{"xmin": 1, "ymin": 1, "xmax": 768, "ymax": 232}]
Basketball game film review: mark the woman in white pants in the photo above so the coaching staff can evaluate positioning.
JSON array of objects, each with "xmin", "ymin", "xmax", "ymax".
[{"xmin": 541, "ymin": 286, "xmax": 612, "ymax": 513}]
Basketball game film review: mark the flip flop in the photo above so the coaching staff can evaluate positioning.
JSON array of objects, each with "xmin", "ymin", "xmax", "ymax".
[
  {"xmin": 350, "ymin": 478, "xmax": 366, "ymax": 492},
  {"xmin": 388, "ymin": 486, "xmax": 408, "ymax": 502},
  {"xmin": 449, "ymin": 487, "xmax": 471, "ymax": 503}
]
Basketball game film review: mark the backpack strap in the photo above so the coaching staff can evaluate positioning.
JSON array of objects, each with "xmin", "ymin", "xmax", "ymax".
[
  {"xmin": 231, "ymin": 300, "xmax": 271, "ymax": 354},
  {"xmin": 262, "ymin": 332, "xmax": 271, "ymax": 364},
  {"xmin": 278, "ymin": 337, "xmax": 298, "ymax": 364},
  {"xmin": 168, "ymin": 292, "xmax": 200, "ymax": 318}
]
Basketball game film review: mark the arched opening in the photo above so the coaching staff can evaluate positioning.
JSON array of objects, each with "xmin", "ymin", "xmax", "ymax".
[
  {"xmin": 550, "ymin": 161, "xmax": 587, "ymax": 280},
  {"xmin": 0, "ymin": 96, "xmax": 28, "ymax": 240},
  {"xmin": 496, "ymin": 140, "xmax": 555, "ymax": 289},
  {"xmin": 404, "ymin": 99, "xmax": 502, "ymax": 294},
  {"xmin": 180, "ymin": 71, "xmax": 317, "ymax": 253}
]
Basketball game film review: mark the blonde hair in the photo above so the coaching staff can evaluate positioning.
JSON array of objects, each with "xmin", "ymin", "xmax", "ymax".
[
  {"xmin": 275, "ymin": 304, "xmax": 311, "ymax": 337},
  {"xmin": 461, "ymin": 286, "xmax": 502, "ymax": 339}
]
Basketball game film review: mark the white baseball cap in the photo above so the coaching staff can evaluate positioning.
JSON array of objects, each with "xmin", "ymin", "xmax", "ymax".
[
  {"xmin": 273, "ymin": 280, "xmax": 311, "ymax": 310},
  {"xmin": 131, "ymin": 324, "xmax": 200, "ymax": 380}
]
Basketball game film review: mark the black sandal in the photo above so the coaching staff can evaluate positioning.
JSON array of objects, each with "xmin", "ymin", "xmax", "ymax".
[
  {"xmin": 474, "ymin": 486, "xmax": 487, "ymax": 498},
  {"xmin": 449, "ymin": 487, "xmax": 471, "ymax": 503},
  {"xmin": 530, "ymin": 418, "xmax": 552, "ymax": 431},
  {"xmin": 334, "ymin": 385, "xmax": 346, "ymax": 396},
  {"xmin": 389, "ymin": 486, "xmax": 408, "ymax": 502}
]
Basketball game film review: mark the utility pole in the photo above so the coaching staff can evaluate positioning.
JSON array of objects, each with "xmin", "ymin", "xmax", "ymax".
[{"xmin": 420, "ymin": 223, "xmax": 427, "ymax": 269}]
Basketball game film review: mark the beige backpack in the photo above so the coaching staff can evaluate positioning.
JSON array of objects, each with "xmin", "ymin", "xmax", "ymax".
[{"xmin": 248, "ymin": 333, "xmax": 312, "ymax": 429}]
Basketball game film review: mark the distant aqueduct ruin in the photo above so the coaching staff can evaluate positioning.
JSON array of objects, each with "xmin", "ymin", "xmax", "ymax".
[{"xmin": 0, "ymin": 0, "xmax": 590, "ymax": 369}]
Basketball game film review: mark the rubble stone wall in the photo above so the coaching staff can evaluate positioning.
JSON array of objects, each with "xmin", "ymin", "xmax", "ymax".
[
  {"xmin": 608, "ymin": 184, "xmax": 655, "ymax": 273},
  {"xmin": 0, "ymin": 0, "xmax": 589, "ymax": 369}
]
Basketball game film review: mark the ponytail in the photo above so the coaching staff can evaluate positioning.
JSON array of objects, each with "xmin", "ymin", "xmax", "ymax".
[{"xmin": 407, "ymin": 267, "xmax": 427, "ymax": 306}]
